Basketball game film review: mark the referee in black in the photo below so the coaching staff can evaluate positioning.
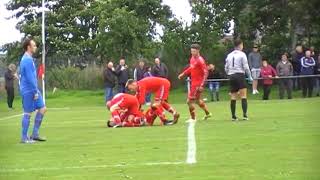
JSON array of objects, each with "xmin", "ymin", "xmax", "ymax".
[{"xmin": 225, "ymin": 39, "xmax": 253, "ymax": 121}]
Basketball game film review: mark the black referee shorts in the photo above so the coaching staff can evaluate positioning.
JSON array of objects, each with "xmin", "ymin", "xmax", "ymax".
[{"xmin": 229, "ymin": 73, "xmax": 247, "ymax": 93}]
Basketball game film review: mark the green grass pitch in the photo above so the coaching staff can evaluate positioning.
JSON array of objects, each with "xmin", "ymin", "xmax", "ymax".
[{"xmin": 0, "ymin": 90, "xmax": 319, "ymax": 180}]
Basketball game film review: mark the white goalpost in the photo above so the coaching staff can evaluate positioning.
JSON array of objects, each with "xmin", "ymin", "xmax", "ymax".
[{"xmin": 41, "ymin": 0, "xmax": 46, "ymax": 104}]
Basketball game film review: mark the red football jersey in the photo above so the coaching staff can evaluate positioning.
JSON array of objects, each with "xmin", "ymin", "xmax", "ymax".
[
  {"xmin": 183, "ymin": 55, "xmax": 208, "ymax": 86},
  {"xmin": 107, "ymin": 93, "xmax": 141, "ymax": 116},
  {"xmin": 136, "ymin": 77, "xmax": 170, "ymax": 105}
]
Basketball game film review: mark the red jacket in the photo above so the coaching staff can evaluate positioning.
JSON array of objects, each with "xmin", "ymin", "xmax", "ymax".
[{"xmin": 260, "ymin": 65, "xmax": 277, "ymax": 85}]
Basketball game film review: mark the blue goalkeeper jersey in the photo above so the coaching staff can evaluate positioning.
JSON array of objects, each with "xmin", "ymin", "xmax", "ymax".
[{"xmin": 19, "ymin": 53, "xmax": 38, "ymax": 95}]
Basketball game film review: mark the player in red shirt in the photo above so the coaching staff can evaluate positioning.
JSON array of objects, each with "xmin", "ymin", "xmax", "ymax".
[
  {"xmin": 106, "ymin": 93, "xmax": 144, "ymax": 128},
  {"xmin": 178, "ymin": 44, "xmax": 211, "ymax": 121},
  {"xmin": 126, "ymin": 77, "xmax": 180, "ymax": 125}
]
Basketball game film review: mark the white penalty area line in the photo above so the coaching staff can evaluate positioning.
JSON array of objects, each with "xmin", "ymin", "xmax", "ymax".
[
  {"xmin": 186, "ymin": 120, "xmax": 197, "ymax": 164},
  {"xmin": 0, "ymin": 161, "xmax": 184, "ymax": 173},
  {"xmin": 47, "ymin": 107, "xmax": 70, "ymax": 110},
  {"xmin": 0, "ymin": 114, "xmax": 23, "ymax": 121},
  {"xmin": 0, "ymin": 107, "xmax": 70, "ymax": 121}
]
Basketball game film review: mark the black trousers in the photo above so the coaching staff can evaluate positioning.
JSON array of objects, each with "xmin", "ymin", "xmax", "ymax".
[
  {"xmin": 6, "ymin": 87, "xmax": 14, "ymax": 108},
  {"xmin": 301, "ymin": 77, "xmax": 314, "ymax": 97},
  {"xmin": 279, "ymin": 79, "xmax": 292, "ymax": 99},
  {"xmin": 263, "ymin": 85, "xmax": 271, "ymax": 100}
]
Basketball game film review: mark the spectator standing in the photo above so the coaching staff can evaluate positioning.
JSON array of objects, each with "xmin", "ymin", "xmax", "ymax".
[
  {"xmin": 143, "ymin": 66, "xmax": 153, "ymax": 105},
  {"xmin": 300, "ymin": 49, "xmax": 316, "ymax": 98},
  {"xmin": 291, "ymin": 45, "xmax": 304, "ymax": 90},
  {"xmin": 314, "ymin": 53, "xmax": 320, "ymax": 96},
  {"xmin": 104, "ymin": 62, "xmax": 117, "ymax": 102},
  {"xmin": 115, "ymin": 58, "xmax": 129, "ymax": 93},
  {"xmin": 310, "ymin": 46, "xmax": 316, "ymax": 59},
  {"xmin": 207, "ymin": 64, "xmax": 221, "ymax": 101},
  {"xmin": 133, "ymin": 60, "xmax": 145, "ymax": 81},
  {"xmin": 152, "ymin": 57, "xmax": 168, "ymax": 79},
  {"xmin": 248, "ymin": 44, "xmax": 262, "ymax": 94},
  {"xmin": 276, "ymin": 53, "xmax": 293, "ymax": 99},
  {"xmin": 4, "ymin": 64, "xmax": 18, "ymax": 109},
  {"xmin": 260, "ymin": 60, "xmax": 278, "ymax": 100}
]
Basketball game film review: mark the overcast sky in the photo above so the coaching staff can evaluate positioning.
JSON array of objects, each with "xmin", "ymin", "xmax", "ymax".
[{"xmin": 0, "ymin": 0, "xmax": 192, "ymax": 46}]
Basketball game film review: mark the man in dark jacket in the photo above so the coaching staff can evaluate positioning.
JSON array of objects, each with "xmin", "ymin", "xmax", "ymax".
[
  {"xmin": 5, "ymin": 64, "xmax": 18, "ymax": 109},
  {"xmin": 152, "ymin": 57, "xmax": 168, "ymax": 79},
  {"xmin": 291, "ymin": 45, "xmax": 304, "ymax": 90},
  {"xmin": 133, "ymin": 60, "xmax": 145, "ymax": 81},
  {"xmin": 104, "ymin": 62, "xmax": 117, "ymax": 102},
  {"xmin": 315, "ymin": 53, "xmax": 320, "ymax": 96},
  {"xmin": 300, "ymin": 49, "xmax": 316, "ymax": 98},
  {"xmin": 115, "ymin": 58, "xmax": 129, "ymax": 93}
]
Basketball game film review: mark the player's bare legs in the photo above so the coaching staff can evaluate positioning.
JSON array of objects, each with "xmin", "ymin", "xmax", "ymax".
[
  {"xmin": 187, "ymin": 99, "xmax": 196, "ymax": 120},
  {"xmin": 151, "ymin": 102, "xmax": 167, "ymax": 125},
  {"xmin": 196, "ymin": 99, "xmax": 211, "ymax": 120},
  {"xmin": 161, "ymin": 100, "xmax": 179, "ymax": 123}
]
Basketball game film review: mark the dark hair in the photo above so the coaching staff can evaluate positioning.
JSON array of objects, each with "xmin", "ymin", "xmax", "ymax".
[
  {"xmin": 234, "ymin": 39, "xmax": 243, "ymax": 47},
  {"xmin": 23, "ymin": 37, "xmax": 33, "ymax": 51},
  {"xmin": 282, "ymin": 52, "xmax": 288, "ymax": 58},
  {"xmin": 145, "ymin": 66, "xmax": 151, "ymax": 71},
  {"xmin": 190, "ymin": 44, "xmax": 201, "ymax": 50},
  {"xmin": 126, "ymin": 79, "xmax": 136, "ymax": 87},
  {"xmin": 139, "ymin": 59, "xmax": 145, "ymax": 63}
]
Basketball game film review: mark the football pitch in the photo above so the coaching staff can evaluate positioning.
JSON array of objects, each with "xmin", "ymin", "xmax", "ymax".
[{"xmin": 0, "ymin": 91, "xmax": 319, "ymax": 180}]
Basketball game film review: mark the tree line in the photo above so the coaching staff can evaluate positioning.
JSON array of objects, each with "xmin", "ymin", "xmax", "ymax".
[{"xmin": 2, "ymin": 0, "xmax": 320, "ymax": 80}]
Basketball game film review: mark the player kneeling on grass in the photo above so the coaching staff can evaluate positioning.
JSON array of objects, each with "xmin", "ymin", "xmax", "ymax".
[
  {"xmin": 126, "ymin": 77, "xmax": 180, "ymax": 125},
  {"xmin": 106, "ymin": 93, "xmax": 145, "ymax": 128}
]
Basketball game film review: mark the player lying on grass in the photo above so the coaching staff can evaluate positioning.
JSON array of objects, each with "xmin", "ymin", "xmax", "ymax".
[
  {"xmin": 106, "ymin": 93, "xmax": 174, "ymax": 127},
  {"xmin": 126, "ymin": 77, "xmax": 180, "ymax": 125}
]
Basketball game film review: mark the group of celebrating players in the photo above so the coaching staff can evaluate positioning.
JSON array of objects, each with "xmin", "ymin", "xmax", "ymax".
[
  {"xmin": 18, "ymin": 37, "xmax": 251, "ymax": 142},
  {"xmin": 106, "ymin": 43, "xmax": 212, "ymax": 128}
]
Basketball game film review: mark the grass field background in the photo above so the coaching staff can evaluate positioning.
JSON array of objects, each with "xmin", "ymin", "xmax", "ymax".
[{"xmin": 0, "ymin": 89, "xmax": 319, "ymax": 180}]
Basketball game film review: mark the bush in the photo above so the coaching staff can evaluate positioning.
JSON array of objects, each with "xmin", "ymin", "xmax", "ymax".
[{"xmin": 46, "ymin": 65, "xmax": 104, "ymax": 90}]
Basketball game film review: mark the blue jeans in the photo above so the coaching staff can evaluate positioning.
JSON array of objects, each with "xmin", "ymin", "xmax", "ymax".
[
  {"xmin": 146, "ymin": 93, "xmax": 151, "ymax": 103},
  {"xmin": 105, "ymin": 87, "xmax": 114, "ymax": 102},
  {"xmin": 208, "ymin": 82, "xmax": 220, "ymax": 92}
]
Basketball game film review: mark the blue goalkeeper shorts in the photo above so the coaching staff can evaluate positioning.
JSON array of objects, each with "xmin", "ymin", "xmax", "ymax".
[{"xmin": 22, "ymin": 90, "xmax": 45, "ymax": 113}]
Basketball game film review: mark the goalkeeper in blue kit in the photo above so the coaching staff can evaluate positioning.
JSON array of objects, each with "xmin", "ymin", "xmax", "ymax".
[{"xmin": 19, "ymin": 38, "xmax": 47, "ymax": 143}]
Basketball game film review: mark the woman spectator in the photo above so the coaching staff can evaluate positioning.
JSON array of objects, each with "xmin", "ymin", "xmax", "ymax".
[
  {"xmin": 5, "ymin": 64, "xmax": 18, "ymax": 109},
  {"xmin": 260, "ymin": 60, "xmax": 278, "ymax": 100}
]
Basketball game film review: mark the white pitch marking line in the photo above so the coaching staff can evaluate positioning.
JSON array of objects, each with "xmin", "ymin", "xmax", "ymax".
[
  {"xmin": 0, "ymin": 161, "xmax": 184, "ymax": 172},
  {"xmin": 186, "ymin": 120, "xmax": 197, "ymax": 164},
  {"xmin": 47, "ymin": 107, "xmax": 70, "ymax": 110},
  {"xmin": 0, "ymin": 114, "xmax": 23, "ymax": 121},
  {"xmin": 0, "ymin": 107, "xmax": 70, "ymax": 121}
]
